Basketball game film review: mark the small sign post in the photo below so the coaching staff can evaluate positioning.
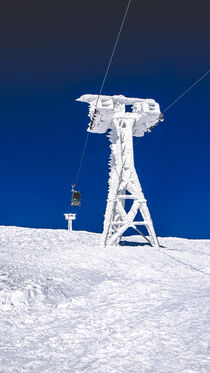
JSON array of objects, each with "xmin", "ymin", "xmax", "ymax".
[{"xmin": 64, "ymin": 213, "xmax": 76, "ymax": 231}]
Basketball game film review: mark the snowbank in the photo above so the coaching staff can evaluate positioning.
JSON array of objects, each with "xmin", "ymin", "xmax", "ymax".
[{"xmin": 0, "ymin": 226, "xmax": 209, "ymax": 372}]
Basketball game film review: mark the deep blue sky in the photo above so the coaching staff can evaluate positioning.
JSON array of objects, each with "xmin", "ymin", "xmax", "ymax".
[{"xmin": 0, "ymin": 0, "xmax": 209, "ymax": 238}]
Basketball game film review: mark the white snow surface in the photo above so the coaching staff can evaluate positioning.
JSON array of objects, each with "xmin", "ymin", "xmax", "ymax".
[{"xmin": 0, "ymin": 226, "xmax": 210, "ymax": 373}]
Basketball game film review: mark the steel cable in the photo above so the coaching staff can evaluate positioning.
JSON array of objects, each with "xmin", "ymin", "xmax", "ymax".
[{"xmin": 74, "ymin": 0, "xmax": 133, "ymax": 184}]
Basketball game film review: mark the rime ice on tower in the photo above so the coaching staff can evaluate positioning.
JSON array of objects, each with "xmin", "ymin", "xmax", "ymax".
[{"xmin": 77, "ymin": 94, "xmax": 163, "ymax": 247}]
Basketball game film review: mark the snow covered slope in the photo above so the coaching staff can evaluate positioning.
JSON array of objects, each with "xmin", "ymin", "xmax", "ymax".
[{"xmin": 0, "ymin": 226, "xmax": 209, "ymax": 372}]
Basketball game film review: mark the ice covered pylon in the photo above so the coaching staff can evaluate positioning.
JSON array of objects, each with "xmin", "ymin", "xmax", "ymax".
[{"xmin": 77, "ymin": 94, "xmax": 163, "ymax": 247}]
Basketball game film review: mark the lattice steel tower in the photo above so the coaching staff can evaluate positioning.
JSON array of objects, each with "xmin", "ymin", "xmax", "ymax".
[{"xmin": 77, "ymin": 94, "xmax": 163, "ymax": 247}]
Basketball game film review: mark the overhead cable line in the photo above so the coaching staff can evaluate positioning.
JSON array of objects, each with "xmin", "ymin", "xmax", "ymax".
[
  {"xmin": 134, "ymin": 69, "xmax": 209, "ymax": 149},
  {"xmin": 74, "ymin": 0, "xmax": 133, "ymax": 184},
  {"xmin": 91, "ymin": 0, "xmax": 133, "ymax": 123},
  {"xmin": 75, "ymin": 132, "xmax": 90, "ymax": 185},
  {"xmin": 163, "ymin": 69, "xmax": 209, "ymax": 113}
]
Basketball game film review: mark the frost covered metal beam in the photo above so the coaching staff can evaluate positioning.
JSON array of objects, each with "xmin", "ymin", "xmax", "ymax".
[
  {"xmin": 77, "ymin": 94, "xmax": 162, "ymax": 135},
  {"xmin": 111, "ymin": 221, "xmax": 148, "ymax": 226},
  {"xmin": 77, "ymin": 94, "xmax": 163, "ymax": 247}
]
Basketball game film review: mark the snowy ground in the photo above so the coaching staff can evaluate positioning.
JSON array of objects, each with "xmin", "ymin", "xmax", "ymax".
[{"xmin": 0, "ymin": 226, "xmax": 209, "ymax": 373}]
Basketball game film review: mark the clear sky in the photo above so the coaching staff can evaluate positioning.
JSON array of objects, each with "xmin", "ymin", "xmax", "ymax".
[{"xmin": 0, "ymin": 0, "xmax": 209, "ymax": 238}]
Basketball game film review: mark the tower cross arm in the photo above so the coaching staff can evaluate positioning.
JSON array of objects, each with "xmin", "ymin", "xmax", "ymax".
[{"xmin": 76, "ymin": 94, "xmax": 163, "ymax": 136}]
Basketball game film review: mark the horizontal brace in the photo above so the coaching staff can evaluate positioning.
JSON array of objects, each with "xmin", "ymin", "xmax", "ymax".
[
  {"xmin": 117, "ymin": 195, "xmax": 147, "ymax": 202},
  {"xmin": 133, "ymin": 221, "xmax": 148, "ymax": 225},
  {"xmin": 111, "ymin": 221, "xmax": 148, "ymax": 226}
]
